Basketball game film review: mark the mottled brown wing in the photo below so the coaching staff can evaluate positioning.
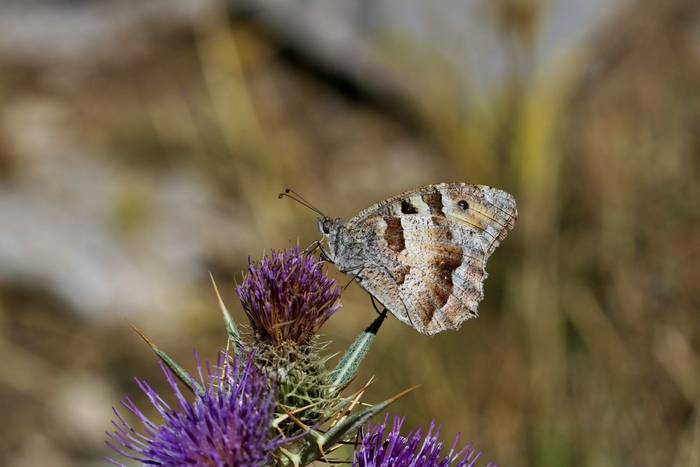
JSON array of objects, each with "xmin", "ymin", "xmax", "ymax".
[{"xmin": 349, "ymin": 183, "xmax": 517, "ymax": 335}]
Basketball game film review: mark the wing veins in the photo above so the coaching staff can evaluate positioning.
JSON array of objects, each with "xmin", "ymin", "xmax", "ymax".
[
  {"xmin": 469, "ymin": 207, "xmax": 509, "ymax": 229},
  {"xmin": 401, "ymin": 236, "xmax": 485, "ymax": 264},
  {"xmin": 403, "ymin": 263, "xmax": 481, "ymax": 331}
]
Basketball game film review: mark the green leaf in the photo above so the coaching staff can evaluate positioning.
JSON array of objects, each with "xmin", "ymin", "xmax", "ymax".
[
  {"xmin": 130, "ymin": 324, "xmax": 204, "ymax": 395},
  {"xmin": 328, "ymin": 310, "xmax": 387, "ymax": 393},
  {"xmin": 329, "ymin": 332, "xmax": 374, "ymax": 392},
  {"xmin": 298, "ymin": 385, "xmax": 418, "ymax": 465},
  {"xmin": 209, "ymin": 273, "xmax": 243, "ymax": 352},
  {"xmin": 278, "ymin": 447, "xmax": 301, "ymax": 467}
]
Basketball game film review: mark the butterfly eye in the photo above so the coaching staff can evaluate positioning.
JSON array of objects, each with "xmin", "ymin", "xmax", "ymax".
[
  {"xmin": 322, "ymin": 221, "xmax": 331, "ymax": 234},
  {"xmin": 458, "ymin": 200, "xmax": 470, "ymax": 210}
]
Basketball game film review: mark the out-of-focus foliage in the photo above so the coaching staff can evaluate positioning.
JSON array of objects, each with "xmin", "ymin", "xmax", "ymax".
[{"xmin": 0, "ymin": 1, "xmax": 698, "ymax": 466}]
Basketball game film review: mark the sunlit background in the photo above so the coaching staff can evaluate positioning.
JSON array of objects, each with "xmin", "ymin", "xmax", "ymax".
[{"xmin": 1, "ymin": 1, "xmax": 699, "ymax": 466}]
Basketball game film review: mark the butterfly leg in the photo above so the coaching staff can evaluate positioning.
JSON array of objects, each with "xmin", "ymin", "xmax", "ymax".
[
  {"xmin": 370, "ymin": 295, "xmax": 388, "ymax": 317},
  {"xmin": 342, "ymin": 266, "xmax": 364, "ymax": 292},
  {"xmin": 302, "ymin": 240, "xmax": 321, "ymax": 256},
  {"xmin": 318, "ymin": 243, "xmax": 332, "ymax": 263},
  {"xmin": 304, "ymin": 239, "xmax": 334, "ymax": 264},
  {"xmin": 365, "ymin": 298, "xmax": 388, "ymax": 333},
  {"xmin": 365, "ymin": 308, "xmax": 389, "ymax": 336}
]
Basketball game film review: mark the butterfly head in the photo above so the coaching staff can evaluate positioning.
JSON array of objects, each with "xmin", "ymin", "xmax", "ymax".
[{"xmin": 318, "ymin": 217, "xmax": 344, "ymax": 258}]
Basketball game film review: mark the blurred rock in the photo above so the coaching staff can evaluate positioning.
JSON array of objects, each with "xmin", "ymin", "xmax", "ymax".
[
  {"xmin": 0, "ymin": 0, "xmax": 215, "ymax": 67},
  {"xmin": 0, "ymin": 97, "xmax": 252, "ymax": 319}
]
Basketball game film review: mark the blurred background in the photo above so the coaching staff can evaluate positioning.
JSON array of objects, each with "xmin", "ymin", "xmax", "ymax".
[{"xmin": 1, "ymin": 0, "xmax": 699, "ymax": 465}]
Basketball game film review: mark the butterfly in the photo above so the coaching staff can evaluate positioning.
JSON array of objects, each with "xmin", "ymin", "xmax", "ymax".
[{"xmin": 283, "ymin": 183, "xmax": 517, "ymax": 335}]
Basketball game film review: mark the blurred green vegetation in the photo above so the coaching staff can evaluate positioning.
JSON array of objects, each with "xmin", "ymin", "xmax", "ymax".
[{"xmin": 0, "ymin": 1, "xmax": 699, "ymax": 466}]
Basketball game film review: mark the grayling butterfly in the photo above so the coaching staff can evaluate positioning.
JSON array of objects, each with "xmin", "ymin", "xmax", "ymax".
[{"xmin": 283, "ymin": 183, "xmax": 517, "ymax": 335}]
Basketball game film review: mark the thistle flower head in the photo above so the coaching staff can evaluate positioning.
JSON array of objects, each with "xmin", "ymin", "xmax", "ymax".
[
  {"xmin": 236, "ymin": 245, "xmax": 342, "ymax": 345},
  {"xmin": 354, "ymin": 415, "xmax": 497, "ymax": 467},
  {"xmin": 107, "ymin": 352, "xmax": 282, "ymax": 467}
]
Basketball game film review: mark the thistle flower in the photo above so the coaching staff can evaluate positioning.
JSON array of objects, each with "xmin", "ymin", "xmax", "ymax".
[
  {"xmin": 106, "ymin": 352, "xmax": 282, "ymax": 467},
  {"xmin": 237, "ymin": 245, "xmax": 341, "ymax": 345},
  {"xmin": 354, "ymin": 415, "xmax": 497, "ymax": 467}
]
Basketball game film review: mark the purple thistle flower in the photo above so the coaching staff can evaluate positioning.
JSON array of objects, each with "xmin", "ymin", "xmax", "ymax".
[
  {"xmin": 106, "ymin": 352, "xmax": 283, "ymax": 467},
  {"xmin": 354, "ymin": 415, "xmax": 497, "ymax": 467},
  {"xmin": 236, "ymin": 245, "xmax": 342, "ymax": 345}
]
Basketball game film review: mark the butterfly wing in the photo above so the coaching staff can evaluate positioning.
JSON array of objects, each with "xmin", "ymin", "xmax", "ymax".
[{"xmin": 345, "ymin": 183, "xmax": 517, "ymax": 335}]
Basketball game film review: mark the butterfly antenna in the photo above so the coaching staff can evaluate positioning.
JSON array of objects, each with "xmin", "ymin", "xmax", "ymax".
[
  {"xmin": 278, "ymin": 188, "xmax": 328, "ymax": 218},
  {"xmin": 285, "ymin": 188, "xmax": 316, "ymax": 210}
]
